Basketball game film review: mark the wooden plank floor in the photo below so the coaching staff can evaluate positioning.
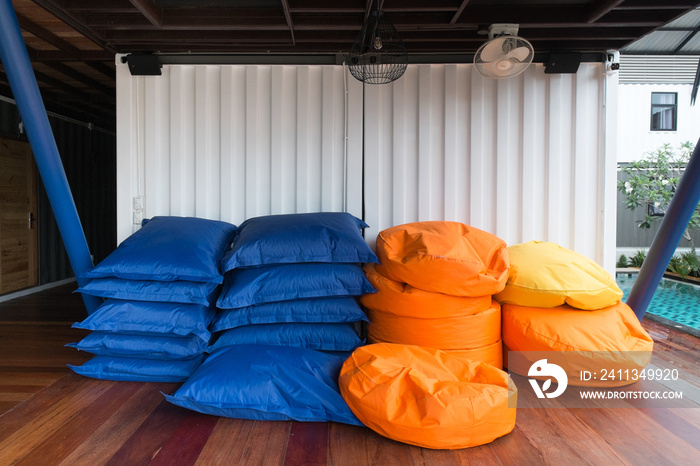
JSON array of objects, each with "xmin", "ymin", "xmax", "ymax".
[{"xmin": 1, "ymin": 285, "xmax": 699, "ymax": 465}]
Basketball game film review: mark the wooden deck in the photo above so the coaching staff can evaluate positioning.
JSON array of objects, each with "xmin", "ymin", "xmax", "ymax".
[{"xmin": 1, "ymin": 284, "xmax": 699, "ymax": 465}]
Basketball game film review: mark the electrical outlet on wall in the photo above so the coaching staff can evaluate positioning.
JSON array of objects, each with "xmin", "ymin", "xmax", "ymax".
[
  {"xmin": 133, "ymin": 196, "xmax": 144, "ymax": 225},
  {"xmin": 133, "ymin": 196, "xmax": 144, "ymax": 211}
]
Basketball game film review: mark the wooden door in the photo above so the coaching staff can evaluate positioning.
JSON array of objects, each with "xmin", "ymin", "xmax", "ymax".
[{"xmin": 0, "ymin": 136, "xmax": 38, "ymax": 294}]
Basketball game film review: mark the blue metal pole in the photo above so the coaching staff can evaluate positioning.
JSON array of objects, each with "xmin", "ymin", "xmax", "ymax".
[
  {"xmin": 626, "ymin": 136, "xmax": 700, "ymax": 320},
  {"xmin": 0, "ymin": 0, "xmax": 101, "ymax": 313}
]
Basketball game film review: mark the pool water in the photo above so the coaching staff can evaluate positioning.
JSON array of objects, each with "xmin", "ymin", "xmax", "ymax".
[{"xmin": 616, "ymin": 273, "xmax": 700, "ymax": 331}]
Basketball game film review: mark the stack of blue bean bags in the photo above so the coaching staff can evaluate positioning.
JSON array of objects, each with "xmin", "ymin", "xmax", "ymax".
[
  {"xmin": 165, "ymin": 212, "xmax": 378, "ymax": 424},
  {"xmin": 67, "ymin": 216, "xmax": 237, "ymax": 382}
]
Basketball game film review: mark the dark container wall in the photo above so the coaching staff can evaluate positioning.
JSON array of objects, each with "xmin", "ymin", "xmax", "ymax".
[
  {"xmin": 1, "ymin": 99, "xmax": 116, "ymax": 285},
  {"xmin": 0, "ymin": 99, "xmax": 20, "ymax": 139},
  {"xmin": 40, "ymin": 116, "xmax": 117, "ymax": 284}
]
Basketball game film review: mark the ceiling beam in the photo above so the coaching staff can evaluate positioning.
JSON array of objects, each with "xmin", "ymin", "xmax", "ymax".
[
  {"xmin": 33, "ymin": 50, "xmax": 114, "ymax": 61},
  {"xmin": 32, "ymin": 69, "xmax": 95, "ymax": 102},
  {"xmin": 16, "ymin": 13, "xmax": 84, "ymax": 59},
  {"xmin": 104, "ymin": 29, "xmax": 296, "ymax": 43},
  {"xmin": 83, "ymin": 6, "xmax": 675, "ymax": 31},
  {"xmin": 102, "ymin": 22, "xmax": 662, "ymax": 44},
  {"xmin": 85, "ymin": 12, "xmax": 289, "ymax": 30},
  {"xmin": 83, "ymin": 62, "xmax": 116, "ymax": 80},
  {"xmin": 44, "ymin": 62, "xmax": 113, "ymax": 97},
  {"xmin": 0, "ymin": 69, "xmax": 113, "ymax": 124},
  {"xmin": 102, "ymin": 38, "xmax": 633, "ymax": 54},
  {"xmin": 30, "ymin": 0, "xmax": 117, "ymax": 54},
  {"xmin": 16, "ymin": 17, "xmax": 115, "ymax": 80},
  {"xmin": 103, "ymin": 28, "xmax": 515, "ymax": 45},
  {"xmin": 450, "ymin": 0, "xmax": 471, "ymax": 25},
  {"xmin": 280, "ymin": 0, "xmax": 296, "ymax": 46},
  {"xmin": 64, "ymin": 0, "xmax": 135, "ymax": 13},
  {"xmin": 276, "ymin": 27, "xmax": 650, "ymax": 43},
  {"xmin": 129, "ymin": 0, "xmax": 163, "ymax": 27},
  {"xmin": 290, "ymin": 0, "xmax": 457, "ymax": 13},
  {"xmin": 587, "ymin": 0, "xmax": 626, "ymax": 23}
]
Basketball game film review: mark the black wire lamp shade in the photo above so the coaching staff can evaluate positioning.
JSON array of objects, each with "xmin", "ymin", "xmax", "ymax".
[{"xmin": 348, "ymin": 10, "xmax": 408, "ymax": 85}]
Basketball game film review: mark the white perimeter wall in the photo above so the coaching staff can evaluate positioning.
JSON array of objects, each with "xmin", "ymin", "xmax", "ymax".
[
  {"xmin": 116, "ymin": 59, "xmax": 618, "ymax": 272},
  {"xmin": 617, "ymin": 83, "xmax": 700, "ymax": 163}
]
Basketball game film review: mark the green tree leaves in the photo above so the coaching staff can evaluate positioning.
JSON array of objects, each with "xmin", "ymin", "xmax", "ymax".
[{"xmin": 618, "ymin": 141, "xmax": 697, "ymax": 251}]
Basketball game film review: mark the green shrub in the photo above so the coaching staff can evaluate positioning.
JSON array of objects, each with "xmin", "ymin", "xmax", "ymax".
[
  {"xmin": 629, "ymin": 250, "xmax": 646, "ymax": 267},
  {"xmin": 667, "ymin": 255, "xmax": 688, "ymax": 278},
  {"xmin": 616, "ymin": 255, "xmax": 629, "ymax": 268},
  {"xmin": 666, "ymin": 252, "xmax": 700, "ymax": 279},
  {"xmin": 680, "ymin": 251, "xmax": 700, "ymax": 278}
]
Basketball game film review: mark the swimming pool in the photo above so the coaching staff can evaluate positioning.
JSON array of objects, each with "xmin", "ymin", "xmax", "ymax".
[{"xmin": 616, "ymin": 273, "xmax": 700, "ymax": 332}]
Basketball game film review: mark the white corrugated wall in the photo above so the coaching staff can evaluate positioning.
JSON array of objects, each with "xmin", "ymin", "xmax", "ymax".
[
  {"xmin": 116, "ymin": 59, "xmax": 616, "ymax": 270},
  {"xmin": 116, "ymin": 63, "xmax": 362, "ymax": 240},
  {"xmin": 362, "ymin": 63, "xmax": 612, "ymax": 265}
]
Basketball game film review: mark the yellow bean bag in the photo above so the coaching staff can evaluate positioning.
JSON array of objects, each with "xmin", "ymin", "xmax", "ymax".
[
  {"xmin": 361, "ymin": 264, "xmax": 492, "ymax": 318},
  {"xmin": 367, "ymin": 336, "xmax": 504, "ymax": 369},
  {"xmin": 339, "ymin": 343, "xmax": 517, "ymax": 449},
  {"xmin": 502, "ymin": 302, "xmax": 654, "ymax": 387},
  {"xmin": 366, "ymin": 300, "xmax": 501, "ymax": 350},
  {"xmin": 495, "ymin": 241, "xmax": 622, "ymax": 310},
  {"xmin": 374, "ymin": 222, "xmax": 509, "ymax": 297}
]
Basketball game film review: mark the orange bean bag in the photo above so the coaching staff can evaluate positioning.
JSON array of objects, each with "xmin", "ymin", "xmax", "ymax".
[
  {"xmin": 495, "ymin": 241, "xmax": 623, "ymax": 310},
  {"xmin": 339, "ymin": 343, "xmax": 517, "ymax": 449},
  {"xmin": 367, "ymin": 336, "xmax": 504, "ymax": 369},
  {"xmin": 374, "ymin": 222, "xmax": 509, "ymax": 297},
  {"xmin": 361, "ymin": 264, "xmax": 492, "ymax": 318},
  {"xmin": 447, "ymin": 341, "xmax": 503, "ymax": 369},
  {"xmin": 502, "ymin": 302, "xmax": 654, "ymax": 387},
  {"xmin": 366, "ymin": 300, "xmax": 501, "ymax": 350}
]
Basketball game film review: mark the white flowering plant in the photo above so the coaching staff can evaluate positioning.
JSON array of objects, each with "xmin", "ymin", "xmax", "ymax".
[{"xmin": 617, "ymin": 141, "xmax": 698, "ymax": 251}]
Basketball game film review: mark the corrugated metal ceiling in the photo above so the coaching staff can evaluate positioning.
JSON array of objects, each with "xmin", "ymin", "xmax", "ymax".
[{"xmin": 622, "ymin": 8, "xmax": 700, "ymax": 55}]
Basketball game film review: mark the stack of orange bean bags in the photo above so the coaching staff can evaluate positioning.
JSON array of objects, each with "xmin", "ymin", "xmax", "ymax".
[
  {"xmin": 360, "ymin": 221, "xmax": 510, "ymax": 368},
  {"xmin": 496, "ymin": 241, "xmax": 654, "ymax": 387},
  {"xmin": 342, "ymin": 222, "xmax": 517, "ymax": 449}
]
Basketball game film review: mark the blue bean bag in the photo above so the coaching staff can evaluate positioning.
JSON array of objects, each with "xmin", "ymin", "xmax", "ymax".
[
  {"xmin": 77, "ymin": 278, "xmax": 219, "ymax": 306},
  {"xmin": 221, "ymin": 212, "xmax": 377, "ymax": 271},
  {"xmin": 73, "ymin": 299, "xmax": 216, "ymax": 341},
  {"xmin": 68, "ymin": 332, "xmax": 208, "ymax": 360},
  {"xmin": 217, "ymin": 263, "xmax": 375, "ymax": 309},
  {"xmin": 83, "ymin": 216, "xmax": 236, "ymax": 284},
  {"xmin": 208, "ymin": 322, "xmax": 364, "ymax": 353},
  {"xmin": 69, "ymin": 355, "xmax": 204, "ymax": 382},
  {"xmin": 211, "ymin": 297, "xmax": 367, "ymax": 332},
  {"xmin": 164, "ymin": 345, "xmax": 362, "ymax": 425}
]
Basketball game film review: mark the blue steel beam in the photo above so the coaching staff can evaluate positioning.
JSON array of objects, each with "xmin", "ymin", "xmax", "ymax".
[
  {"xmin": 626, "ymin": 136, "xmax": 700, "ymax": 320},
  {"xmin": 0, "ymin": 0, "xmax": 101, "ymax": 313}
]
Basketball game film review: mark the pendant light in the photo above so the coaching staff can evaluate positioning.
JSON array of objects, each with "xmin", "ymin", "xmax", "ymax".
[{"xmin": 348, "ymin": 2, "xmax": 407, "ymax": 85}]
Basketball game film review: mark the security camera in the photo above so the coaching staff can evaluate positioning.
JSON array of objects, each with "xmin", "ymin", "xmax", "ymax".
[{"xmin": 606, "ymin": 50, "xmax": 620, "ymax": 71}]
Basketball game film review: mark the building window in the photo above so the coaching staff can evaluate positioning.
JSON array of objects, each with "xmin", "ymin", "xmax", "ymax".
[{"xmin": 650, "ymin": 92, "xmax": 677, "ymax": 131}]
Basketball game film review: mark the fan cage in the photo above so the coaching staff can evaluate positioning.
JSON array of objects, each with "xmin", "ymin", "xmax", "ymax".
[
  {"xmin": 473, "ymin": 36, "xmax": 534, "ymax": 79},
  {"xmin": 348, "ymin": 10, "xmax": 408, "ymax": 85}
]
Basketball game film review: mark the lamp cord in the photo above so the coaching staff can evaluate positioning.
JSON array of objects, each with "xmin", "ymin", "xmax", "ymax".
[{"xmin": 361, "ymin": 81, "xmax": 366, "ymax": 238}]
